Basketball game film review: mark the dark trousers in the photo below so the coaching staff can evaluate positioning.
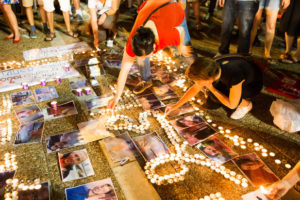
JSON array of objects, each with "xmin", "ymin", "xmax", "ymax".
[
  {"xmin": 218, "ymin": 0, "xmax": 258, "ymax": 55},
  {"xmin": 209, "ymin": 0, "xmax": 217, "ymax": 14}
]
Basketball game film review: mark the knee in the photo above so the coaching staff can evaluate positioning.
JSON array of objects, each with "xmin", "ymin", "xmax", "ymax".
[{"xmin": 266, "ymin": 23, "xmax": 276, "ymax": 34}]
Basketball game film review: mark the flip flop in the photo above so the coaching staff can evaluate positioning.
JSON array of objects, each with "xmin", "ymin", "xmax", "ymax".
[
  {"xmin": 67, "ymin": 32, "xmax": 79, "ymax": 38},
  {"xmin": 280, "ymin": 53, "xmax": 295, "ymax": 64},
  {"xmin": 44, "ymin": 33, "xmax": 56, "ymax": 41}
]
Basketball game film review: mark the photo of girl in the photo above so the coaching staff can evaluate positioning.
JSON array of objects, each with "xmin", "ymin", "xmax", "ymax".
[
  {"xmin": 170, "ymin": 115, "xmax": 205, "ymax": 131},
  {"xmin": 233, "ymin": 153, "xmax": 279, "ymax": 186},
  {"xmin": 196, "ymin": 136, "xmax": 237, "ymax": 164},
  {"xmin": 58, "ymin": 149, "xmax": 94, "ymax": 182},
  {"xmin": 165, "ymin": 103, "xmax": 195, "ymax": 118},
  {"xmin": 65, "ymin": 178, "xmax": 118, "ymax": 200}
]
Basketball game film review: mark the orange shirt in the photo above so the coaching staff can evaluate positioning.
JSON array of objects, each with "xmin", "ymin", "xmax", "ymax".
[{"xmin": 126, "ymin": 0, "xmax": 185, "ymax": 57}]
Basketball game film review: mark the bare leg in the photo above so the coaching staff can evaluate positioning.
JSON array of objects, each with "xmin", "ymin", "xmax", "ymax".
[
  {"xmin": 46, "ymin": 11, "xmax": 54, "ymax": 34},
  {"xmin": 264, "ymin": 9, "xmax": 278, "ymax": 58},
  {"xmin": 294, "ymin": 38, "xmax": 300, "ymax": 61},
  {"xmin": 1, "ymin": 5, "xmax": 14, "ymax": 37},
  {"xmin": 249, "ymin": 9, "xmax": 263, "ymax": 53},
  {"xmin": 62, "ymin": 11, "xmax": 72, "ymax": 33},
  {"xmin": 239, "ymin": 99, "xmax": 251, "ymax": 107},
  {"xmin": 39, "ymin": 5, "xmax": 47, "ymax": 24},
  {"xmin": 25, "ymin": 7, "xmax": 35, "ymax": 26},
  {"xmin": 192, "ymin": 1, "xmax": 200, "ymax": 25},
  {"xmin": 74, "ymin": 0, "xmax": 80, "ymax": 10},
  {"xmin": 284, "ymin": 33, "xmax": 294, "ymax": 54},
  {"xmin": 2, "ymin": 4, "xmax": 20, "ymax": 40}
]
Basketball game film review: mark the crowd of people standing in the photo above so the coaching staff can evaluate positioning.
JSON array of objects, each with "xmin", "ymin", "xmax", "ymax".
[{"xmin": 0, "ymin": 0, "xmax": 299, "ymax": 64}]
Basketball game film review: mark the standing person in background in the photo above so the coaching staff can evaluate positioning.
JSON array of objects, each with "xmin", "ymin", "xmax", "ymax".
[
  {"xmin": 205, "ymin": 0, "xmax": 217, "ymax": 22},
  {"xmin": 22, "ymin": 0, "xmax": 49, "ymax": 38},
  {"xmin": 43, "ymin": 0, "xmax": 79, "ymax": 41},
  {"xmin": 186, "ymin": 0, "xmax": 201, "ymax": 30},
  {"xmin": 74, "ymin": 0, "xmax": 83, "ymax": 22},
  {"xmin": 89, "ymin": 0, "xmax": 120, "ymax": 48},
  {"xmin": 215, "ymin": 0, "xmax": 259, "ymax": 56},
  {"xmin": 279, "ymin": 0, "xmax": 300, "ymax": 63},
  {"xmin": 249, "ymin": 0, "xmax": 290, "ymax": 65},
  {"xmin": 0, "ymin": 0, "xmax": 21, "ymax": 43}
]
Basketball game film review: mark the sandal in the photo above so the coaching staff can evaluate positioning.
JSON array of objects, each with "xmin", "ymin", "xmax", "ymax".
[
  {"xmin": 266, "ymin": 57, "xmax": 278, "ymax": 65},
  {"xmin": 280, "ymin": 52, "xmax": 295, "ymax": 64},
  {"xmin": 44, "ymin": 33, "xmax": 56, "ymax": 41},
  {"xmin": 67, "ymin": 31, "xmax": 79, "ymax": 38}
]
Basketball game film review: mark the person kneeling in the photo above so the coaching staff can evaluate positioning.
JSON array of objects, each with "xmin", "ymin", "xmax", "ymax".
[
  {"xmin": 165, "ymin": 56, "xmax": 263, "ymax": 119},
  {"xmin": 88, "ymin": 0, "xmax": 120, "ymax": 48}
]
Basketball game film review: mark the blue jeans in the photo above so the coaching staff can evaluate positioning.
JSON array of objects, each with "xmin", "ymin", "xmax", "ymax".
[
  {"xmin": 218, "ymin": 0, "xmax": 259, "ymax": 54},
  {"xmin": 136, "ymin": 57, "xmax": 151, "ymax": 82}
]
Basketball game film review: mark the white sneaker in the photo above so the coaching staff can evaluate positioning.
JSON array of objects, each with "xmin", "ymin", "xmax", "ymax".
[{"xmin": 230, "ymin": 102, "xmax": 253, "ymax": 119}]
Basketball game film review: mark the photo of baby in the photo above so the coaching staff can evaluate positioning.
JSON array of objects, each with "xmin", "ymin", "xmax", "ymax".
[
  {"xmin": 233, "ymin": 153, "xmax": 279, "ymax": 187},
  {"xmin": 133, "ymin": 132, "xmax": 170, "ymax": 161},
  {"xmin": 196, "ymin": 136, "xmax": 237, "ymax": 164},
  {"xmin": 14, "ymin": 122, "xmax": 44, "ymax": 145},
  {"xmin": 58, "ymin": 149, "xmax": 94, "ymax": 182},
  {"xmin": 11, "ymin": 91, "xmax": 35, "ymax": 106},
  {"xmin": 34, "ymin": 86, "xmax": 59, "ymax": 102},
  {"xmin": 65, "ymin": 178, "xmax": 118, "ymax": 200}
]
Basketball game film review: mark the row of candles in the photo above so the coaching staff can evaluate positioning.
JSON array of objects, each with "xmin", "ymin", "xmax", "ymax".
[
  {"xmin": 199, "ymin": 192, "xmax": 225, "ymax": 200},
  {"xmin": 144, "ymin": 111, "xmax": 249, "ymax": 188},
  {"xmin": 4, "ymin": 178, "xmax": 43, "ymax": 200},
  {"xmin": 0, "ymin": 118, "xmax": 13, "ymax": 145},
  {"xmin": 0, "ymin": 95, "xmax": 12, "ymax": 116},
  {"xmin": 172, "ymin": 74, "xmax": 294, "ymax": 170},
  {"xmin": 106, "ymin": 111, "xmax": 151, "ymax": 134},
  {"xmin": 0, "ymin": 152, "xmax": 17, "ymax": 172}
]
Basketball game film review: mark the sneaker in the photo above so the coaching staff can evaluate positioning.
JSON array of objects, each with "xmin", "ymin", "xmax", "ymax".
[
  {"xmin": 29, "ymin": 31, "xmax": 37, "ymax": 39},
  {"xmin": 230, "ymin": 102, "xmax": 253, "ymax": 119},
  {"xmin": 133, "ymin": 80, "xmax": 153, "ymax": 94},
  {"xmin": 75, "ymin": 14, "xmax": 83, "ymax": 22}
]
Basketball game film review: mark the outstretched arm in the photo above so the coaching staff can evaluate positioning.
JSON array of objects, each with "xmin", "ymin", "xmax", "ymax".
[
  {"xmin": 165, "ymin": 83, "xmax": 202, "ymax": 115},
  {"xmin": 89, "ymin": 8, "xmax": 99, "ymax": 47},
  {"xmin": 108, "ymin": 50, "xmax": 135, "ymax": 109}
]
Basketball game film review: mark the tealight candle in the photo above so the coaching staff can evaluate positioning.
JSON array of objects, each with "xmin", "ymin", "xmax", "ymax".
[
  {"xmin": 56, "ymin": 76, "xmax": 61, "ymax": 84},
  {"xmin": 76, "ymin": 89, "xmax": 83, "ymax": 97},
  {"xmin": 51, "ymin": 101, "xmax": 57, "ymax": 110},
  {"xmin": 40, "ymin": 79, "xmax": 46, "ymax": 86},
  {"xmin": 22, "ymin": 83, "xmax": 28, "ymax": 90},
  {"xmin": 275, "ymin": 159, "xmax": 281, "ymax": 164}
]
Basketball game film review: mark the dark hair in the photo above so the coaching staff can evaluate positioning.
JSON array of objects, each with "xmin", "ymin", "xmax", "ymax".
[
  {"xmin": 47, "ymin": 135, "xmax": 62, "ymax": 149},
  {"xmin": 132, "ymin": 27, "xmax": 155, "ymax": 56},
  {"xmin": 235, "ymin": 158, "xmax": 259, "ymax": 168},
  {"xmin": 186, "ymin": 57, "xmax": 221, "ymax": 81}
]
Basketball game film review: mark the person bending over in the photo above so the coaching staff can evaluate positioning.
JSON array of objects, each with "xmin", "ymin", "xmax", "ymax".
[
  {"xmin": 165, "ymin": 56, "xmax": 263, "ymax": 119},
  {"xmin": 89, "ymin": 0, "xmax": 120, "ymax": 47},
  {"xmin": 108, "ymin": 0, "xmax": 192, "ymax": 110}
]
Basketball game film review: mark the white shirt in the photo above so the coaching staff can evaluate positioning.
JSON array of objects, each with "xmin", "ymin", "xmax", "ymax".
[{"xmin": 88, "ymin": 0, "xmax": 112, "ymax": 15}]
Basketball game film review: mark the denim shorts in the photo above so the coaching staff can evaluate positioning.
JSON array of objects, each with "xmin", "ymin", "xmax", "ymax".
[{"xmin": 259, "ymin": 0, "xmax": 280, "ymax": 10}]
